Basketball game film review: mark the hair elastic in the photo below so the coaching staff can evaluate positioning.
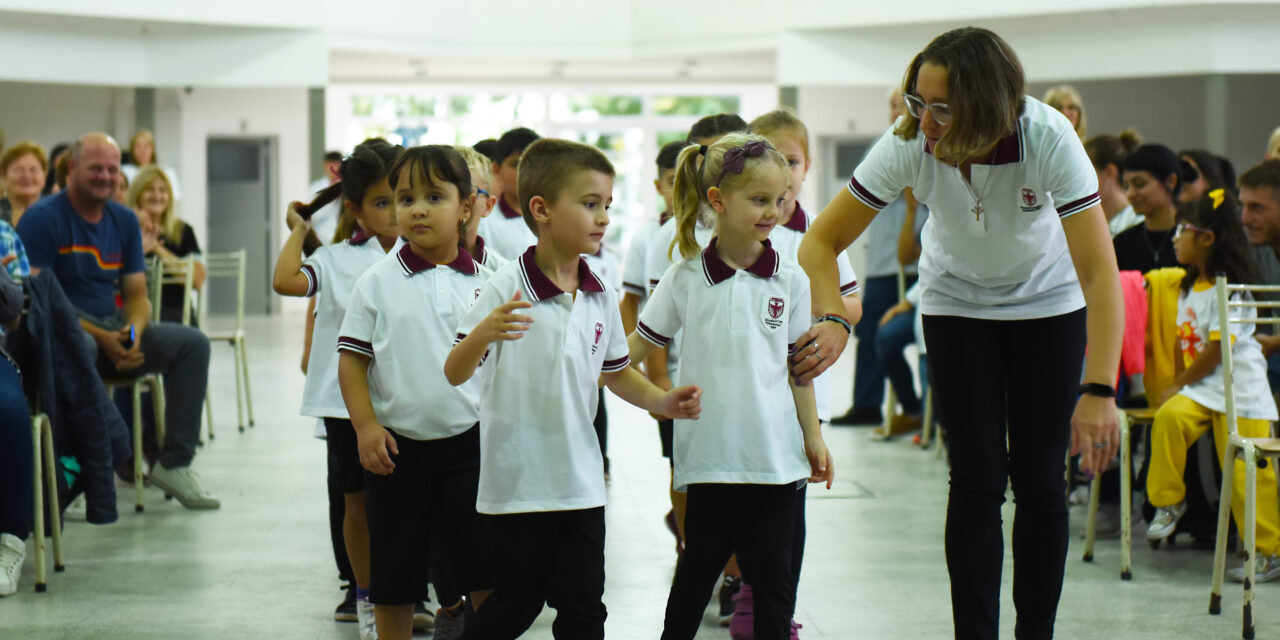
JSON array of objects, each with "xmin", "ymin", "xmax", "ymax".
[{"xmin": 698, "ymin": 145, "xmax": 708, "ymax": 157}]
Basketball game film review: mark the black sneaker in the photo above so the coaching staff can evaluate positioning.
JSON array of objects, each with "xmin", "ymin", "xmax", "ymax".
[
  {"xmin": 413, "ymin": 600, "xmax": 435, "ymax": 631},
  {"xmin": 718, "ymin": 574, "xmax": 742, "ymax": 626},
  {"xmin": 831, "ymin": 406, "xmax": 883, "ymax": 426},
  {"xmin": 334, "ymin": 584, "xmax": 357, "ymax": 622}
]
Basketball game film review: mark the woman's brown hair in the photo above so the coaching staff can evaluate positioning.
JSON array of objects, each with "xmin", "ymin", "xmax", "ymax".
[{"xmin": 894, "ymin": 27, "xmax": 1026, "ymax": 164}]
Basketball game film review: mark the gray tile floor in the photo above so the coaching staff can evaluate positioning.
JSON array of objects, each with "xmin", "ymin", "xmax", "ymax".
[{"xmin": 1, "ymin": 312, "xmax": 1266, "ymax": 639}]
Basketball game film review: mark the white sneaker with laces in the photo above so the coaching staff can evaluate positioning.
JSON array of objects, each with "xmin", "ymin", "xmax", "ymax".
[
  {"xmin": 1229, "ymin": 554, "xmax": 1280, "ymax": 584},
  {"xmin": 1146, "ymin": 501, "xmax": 1187, "ymax": 541},
  {"xmin": 64, "ymin": 494, "xmax": 87, "ymax": 521},
  {"xmin": 357, "ymin": 598, "xmax": 379, "ymax": 640},
  {"xmin": 0, "ymin": 533, "xmax": 26, "ymax": 597},
  {"xmin": 148, "ymin": 464, "xmax": 220, "ymax": 510}
]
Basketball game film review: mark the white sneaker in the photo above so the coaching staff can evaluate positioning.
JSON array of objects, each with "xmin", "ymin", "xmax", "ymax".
[
  {"xmin": 1146, "ymin": 501, "xmax": 1187, "ymax": 541},
  {"xmin": 0, "ymin": 533, "xmax": 26, "ymax": 596},
  {"xmin": 64, "ymin": 494, "xmax": 87, "ymax": 521},
  {"xmin": 357, "ymin": 598, "xmax": 379, "ymax": 640},
  {"xmin": 147, "ymin": 464, "xmax": 220, "ymax": 510},
  {"xmin": 1229, "ymin": 554, "xmax": 1280, "ymax": 584}
]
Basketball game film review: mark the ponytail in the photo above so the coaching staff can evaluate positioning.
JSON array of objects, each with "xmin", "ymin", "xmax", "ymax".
[
  {"xmin": 293, "ymin": 181, "xmax": 341, "ymax": 256},
  {"xmin": 292, "ymin": 140, "xmax": 403, "ymax": 255},
  {"xmin": 669, "ymin": 144, "xmax": 704, "ymax": 260}
]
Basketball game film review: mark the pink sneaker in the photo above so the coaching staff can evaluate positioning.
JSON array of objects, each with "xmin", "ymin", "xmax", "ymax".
[{"xmin": 729, "ymin": 583, "xmax": 753, "ymax": 640}]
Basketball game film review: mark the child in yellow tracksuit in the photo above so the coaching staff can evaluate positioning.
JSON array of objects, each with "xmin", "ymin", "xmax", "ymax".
[{"xmin": 1147, "ymin": 189, "xmax": 1280, "ymax": 583}]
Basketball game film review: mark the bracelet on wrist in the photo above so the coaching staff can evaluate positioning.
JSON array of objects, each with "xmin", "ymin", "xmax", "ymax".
[
  {"xmin": 817, "ymin": 314, "xmax": 852, "ymax": 335},
  {"xmin": 1077, "ymin": 382, "xmax": 1116, "ymax": 399}
]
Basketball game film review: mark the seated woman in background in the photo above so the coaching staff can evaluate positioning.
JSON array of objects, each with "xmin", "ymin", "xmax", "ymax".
[
  {"xmin": 1114, "ymin": 143, "xmax": 1193, "ymax": 274},
  {"xmin": 1085, "ymin": 129, "xmax": 1143, "ymax": 237},
  {"xmin": 1044, "ymin": 84, "xmax": 1087, "ymax": 140},
  {"xmin": 1, "ymin": 140, "xmax": 48, "ymax": 228},
  {"xmin": 122, "ymin": 130, "xmax": 181, "ymax": 202},
  {"xmin": 1180, "ymin": 149, "xmax": 1236, "ymax": 202},
  {"xmin": 127, "ymin": 165, "xmax": 205, "ymax": 324}
]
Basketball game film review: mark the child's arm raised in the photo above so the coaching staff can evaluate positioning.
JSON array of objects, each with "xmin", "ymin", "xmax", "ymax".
[
  {"xmin": 444, "ymin": 291, "xmax": 533, "ymax": 386},
  {"xmin": 790, "ymin": 375, "xmax": 834, "ymax": 489},
  {"xmin": 338, "ymin": 350, "xmax": 399, "ymax": 475},
  {"xmin": 272, "ymin": 202, "xmax": 314, "ymax": 297},
  {"xmin": 603, "ymin": 366, "xmax": 701, "ymax": 421}
]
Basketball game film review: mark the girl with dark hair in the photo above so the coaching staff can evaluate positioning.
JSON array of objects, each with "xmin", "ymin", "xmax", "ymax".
[
  {"xmin": 1114, "ymin": 143, "xmax": 1195, "ymax": 273},
  {"xmin": 1180, "ymin": 149, "xmax": 1233, "ymax": 203},
  {"xmin": 798, "ymin": 27, "xmax": 1123, "ymax": 638},
  {"xmin": 1146, "ymin": 190, "xmax": 1280, "ymax": 583},
  {"xmin": 271, "ymin": 139, "xmax": 404, "ymax": 640}
]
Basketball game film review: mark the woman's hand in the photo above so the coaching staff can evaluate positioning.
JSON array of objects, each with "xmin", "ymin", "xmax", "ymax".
[
  {"xmin": 879, "ymin": 300, "xmax": 913, "ymax": 328},
  {"xmin": 1071, "ymin": 394, "xmax": 1119, "ymax": 475},
  {"xmin": 790, "ymin": 320, "xmax": 848, "ymax": 385}
]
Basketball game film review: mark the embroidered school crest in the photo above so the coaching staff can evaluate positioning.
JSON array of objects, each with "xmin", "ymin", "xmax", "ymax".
[
  {"xmin": 474, "ymin": 288, "xmax": 482, "ymax": 300},
  {"xmin": 1020, "ymin": 188, "xmax": 1044, "ymax": 212},
  {"xmin": 592, "ymin": 322, "xmax": 604, "ymax": 354},
  {"xmin": 761, "ymin": 296, "xmax": 786, "ymax": 332}
]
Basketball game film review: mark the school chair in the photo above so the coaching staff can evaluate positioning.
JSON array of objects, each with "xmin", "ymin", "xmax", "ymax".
[
  {"xmin": 29, "ymin": 412, "xmax": 64, "ymax": 591},
  {"xmin": 151, "ymin": 255, "xmax": 214, "ymax": 441},
  {"xmin": 1082, "ymin": 407, "xmax": 1157, "ymax": 580},
  {"xmin": 101, "ymin": 374, "xmax": 165, "ymax": 513},
  {"xmin": 1209, "ymin": 275, "xmax": 1280, "ymax": 639},
  {"xmin": 200, "ymin": 249, "xmax": 255, "ymax": 433}
]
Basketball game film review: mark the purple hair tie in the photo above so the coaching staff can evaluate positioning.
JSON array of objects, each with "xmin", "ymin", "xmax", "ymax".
[{"xmin": 715, "ymin": 140, "xmax": 770, "ymax": 187}]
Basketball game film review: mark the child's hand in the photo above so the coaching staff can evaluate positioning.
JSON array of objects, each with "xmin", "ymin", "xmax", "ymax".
[
  {"xmin": 657, "ymin": 385, "xmax": 701, "ymax": 420},
  {"xmin": 356, "ymin": 423, "xmax": 399, "ymax": 475},
  {"xmin": 1157, "ymin": 385, "xmax": 1181, "ymax": 407},
  {"xmin": 286, "ymin": 201, "xmax": 308, "ymax": 231},
  {"xmin": 648, "ymin": 374, "xmax": 673, "ymax": 421},
  {"xmin": 475, "ymin": 291, "xmax": 534, "ymax": 343},
  {"xmin": 805, "ymin": 438, "xmax": 835, "ymax": 489}
]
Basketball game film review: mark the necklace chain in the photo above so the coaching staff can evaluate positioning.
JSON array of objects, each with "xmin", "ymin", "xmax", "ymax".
[
  {"xmin": 959, "ymin": 164, "xmax": 992, "ymax": 221},
  {"xmin": 1143, "ymin": 227, "xmax": 1174, "ymax": 263}
]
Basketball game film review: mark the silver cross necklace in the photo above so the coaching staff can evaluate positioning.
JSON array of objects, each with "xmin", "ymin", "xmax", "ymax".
[{"xmin": 958, "ymin": 163, "xmax": 992, "ymax": 221}]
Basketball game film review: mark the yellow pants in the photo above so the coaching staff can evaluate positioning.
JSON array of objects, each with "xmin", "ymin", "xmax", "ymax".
[{"xmin": 1147, "ymin": 394, "xmax": 1280, "ymax": 555}]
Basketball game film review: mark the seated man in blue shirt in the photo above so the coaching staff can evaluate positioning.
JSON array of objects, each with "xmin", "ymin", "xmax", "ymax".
[{"xmin": 17, "ymin": 133, "xmax": 217, "ymax": 509}]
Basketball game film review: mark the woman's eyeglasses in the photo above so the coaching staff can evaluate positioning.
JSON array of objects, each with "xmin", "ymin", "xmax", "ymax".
[{"xmin": 903, "ymin": 93, "xmax": 953, "ymax": 126}]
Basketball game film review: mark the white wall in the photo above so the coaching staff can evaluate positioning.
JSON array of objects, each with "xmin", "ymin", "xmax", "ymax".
[{"xmin": 0, "ymin": 81, "xmax": 132, "ymax": 152}]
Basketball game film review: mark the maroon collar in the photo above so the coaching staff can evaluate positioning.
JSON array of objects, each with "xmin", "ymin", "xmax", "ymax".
[
  {"xmin": 923, "ymin": 120, "xmax": 1024, "ymax": 166},
  {"xmin": 781, "ymin": 203, "xmax": 808, "ymax": 232},
  {"xmin": 348, "ymin": 228, "xmax": 374, "ymax": 246},
  {"xmin": 518, "ymin": 246, "xmax": 606, "ymax": 302},
  {"xmin": 473, "ymin": 235, "xmax": 490, "ymax": 264},
  {"xmin": 701, "ymin": 237, "xmax": 780, "ymax": 287},
  {"xmin": 497, "ymin": 195, "xmax": 522, "ymax": 219},
  {"xmin": 659, "ymin": 211, "xmax": 672, "ymax": 226},
  {"xmin": 396, "ymin": 243, "xmax": 478, "ymax": 276}
]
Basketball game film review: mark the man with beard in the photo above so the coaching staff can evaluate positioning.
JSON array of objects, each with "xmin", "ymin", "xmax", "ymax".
[{"xmin": 17, "ymin": 133, "xmax": 218, "ymax": 509}]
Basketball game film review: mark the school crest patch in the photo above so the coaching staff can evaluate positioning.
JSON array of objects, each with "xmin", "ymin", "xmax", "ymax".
[
  {"xmin": 761, "ymin": 295, "xmax": 786, "ymax": 332},
  {"xmin": 1020, "ymin": 187, "xmax": 1043, "ymax": 212},
  {"xmin": 592, "ymin": 322, "xmax": 604, "ymax": 354}
]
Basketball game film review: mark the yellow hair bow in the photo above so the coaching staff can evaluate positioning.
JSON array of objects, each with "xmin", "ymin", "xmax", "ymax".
[{"xmin": 1209, "ymin": 188, "xmax": 1225, "ymax": 210}]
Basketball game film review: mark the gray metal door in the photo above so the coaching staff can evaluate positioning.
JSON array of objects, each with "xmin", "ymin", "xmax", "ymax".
[{"xmin": 206, "ymin": 137, "xmax": 275, "ymax": 315}]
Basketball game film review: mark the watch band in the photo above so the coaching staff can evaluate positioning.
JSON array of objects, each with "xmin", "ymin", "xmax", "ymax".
[{"xmin": 1078, "ymin": 382, "xmax": 1116, "ymax": 399}]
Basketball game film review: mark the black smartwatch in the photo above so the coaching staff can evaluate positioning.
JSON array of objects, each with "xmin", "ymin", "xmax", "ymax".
[{"xmin": 1078, "ymin": 382, "xmax": 1116, "ymax": 399}]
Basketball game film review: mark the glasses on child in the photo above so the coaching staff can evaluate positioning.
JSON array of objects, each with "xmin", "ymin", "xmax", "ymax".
[
  {"xmin": 1174, "ymin": 222, "xmax": 1211, "ymax": 239},
  {"xmin": 475, "ymin": 187, "xmax": 491, "ymax": 197},
  {"xmin": 903, "ymin": 93, "xmax": 953, "ymax": 126}
]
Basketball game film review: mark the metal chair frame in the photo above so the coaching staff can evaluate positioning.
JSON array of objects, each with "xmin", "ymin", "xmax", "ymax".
[
  {"xmin": 200, "ymin": 250, "xmax": 254, "ymax": 433},
  {"xmin": 29, "ymin": 413, "xmax": 64, "ymax": 591}
]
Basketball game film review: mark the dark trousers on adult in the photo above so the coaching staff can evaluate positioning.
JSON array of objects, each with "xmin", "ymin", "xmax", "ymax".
[
  {"xmin": 922, "ymin": 309, "xmax": 1086, "ymax": 640},
  {"xmin": 85, "ymin": 321, "xmax": 210, "ymax": 469},
  {"xmin": 662, "ymin": 482, "xmax": 806, "ymax": 640},
  {"xmin": 0, "ymin": 357, "xmax": 32, "ymax": 540},
  {"xmin": 853, "ymin": 274, "xmax": 915, "ymax": 410},
  {"xmin": 464, "ymin": 507, "xmax": 606, "ymax": 640}
]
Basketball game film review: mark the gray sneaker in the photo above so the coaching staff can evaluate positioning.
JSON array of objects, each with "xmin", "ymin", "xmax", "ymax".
[
  {"xmin": 434, "ymin": 601, "xmax": 468, "ymax": 640},
  {"xmin": 1229, "ymin": 554, "xmax": 1280, "ymax": 584},
  {"xmin": 0, "ymin": 533, "xmax": 25, "ymax": 597},
  {"xmin": 148, "ymin": 464, "xmax": 221, "ymax": 510},
  {"xmin": 1146, "ymin": 501, "xmax": 1187, "ymax": 541}
]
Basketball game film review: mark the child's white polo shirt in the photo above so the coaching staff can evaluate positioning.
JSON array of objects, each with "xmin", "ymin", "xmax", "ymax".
[
  {"xmin": 336, "ymin": 243, "xmax": 490, "ymax": 441},
  {"xmin": 847, "ymin": 96, "xmax": 1099, "ymax": 320},
  {"xmin": 769, "ymin": 204, "xmax": 860, "ymax": 422},
  {"xmin": 622, "ymin": 213, "xmax": 670, "ymax": 301},
  {"xmin": 478, "ymin": 197, "xmax": 536, "ymax": 262},
  {"xmin": 457, "ymin": 247, "xmax": 631, "ymax": 514},
  {"xmin": 298, "ymin": 232, "xmax": 397, "ymax": 420},
  {"xmin": 638, "ymin": 238, "xmax": 812, "ymax": 491},
  {"xmin": 473, "ymin": 235, "xmax": 509, "ymax": 271}
]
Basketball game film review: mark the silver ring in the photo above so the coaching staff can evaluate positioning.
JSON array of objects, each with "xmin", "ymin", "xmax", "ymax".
[{"xmin": 1093, "ymin": 442, "xmax": 1111, "ymax": 448}]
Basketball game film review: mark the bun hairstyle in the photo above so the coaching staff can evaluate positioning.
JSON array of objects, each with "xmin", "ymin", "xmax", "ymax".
[
  {"xmin": 669, "ymin": 132, "xmax": 788, "ymax": 260},
  {"xmin": 1120, "ymin": 143, "xmax": 1196, "ymax": 198},
  {"xmin": 1175, "ymin": 189, "xmax": 1258, "ymax": 292},
  {"xmin": 294, "ymin": 139, "xmax": 403, "ymax": 254},
  {"xmin": 1084, "ymin": 128, "xmax": 1142, "ymax": 171}
]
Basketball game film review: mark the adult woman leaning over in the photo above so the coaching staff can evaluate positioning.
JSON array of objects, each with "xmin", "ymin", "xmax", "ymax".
[{"xmin": 796, "ymin": 27, "xmax": 1122, "ymax": 639}]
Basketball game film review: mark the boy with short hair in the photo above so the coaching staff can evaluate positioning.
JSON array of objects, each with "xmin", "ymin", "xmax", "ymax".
[
  {"xmin": 479, "ymin": 127, "xmax": 541, "ymax": 259},
  {"xmin": 445, "ymin": 138, "xmax": 702, "ymax": 639}
]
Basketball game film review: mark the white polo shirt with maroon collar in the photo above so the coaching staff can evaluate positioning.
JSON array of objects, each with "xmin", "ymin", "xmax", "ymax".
[
  {"xmin": 457, "ymin": 246, "xmax": 630, "ymax": 514},
  {"xmin": 336, "ymin": 243, "xmax": 489, "ymax": 441},
  {"xmin": 847, "ymin": 96, "xmax": 1099, "ymax": 320},
  {"xmin": 298, "ymin": 230, "xmax": 400, "ymax": 421},
  {"xmin": 622, "ymin": 212, "xmax": 671, "ymax": 301},
  {"xmin": 639, "ymin": 238, "xmax": 812, "ymax": 491},
  {"xmin": 478, "ymin": 196, "xmax": 537, "ymax": 262},
  {"xmin": 472, "ymin": 235, "xmax": 509, "ymax": 271},
  {"xmin": 768, "ymin": 203, "xmax": 860, "ymax": 422}
]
